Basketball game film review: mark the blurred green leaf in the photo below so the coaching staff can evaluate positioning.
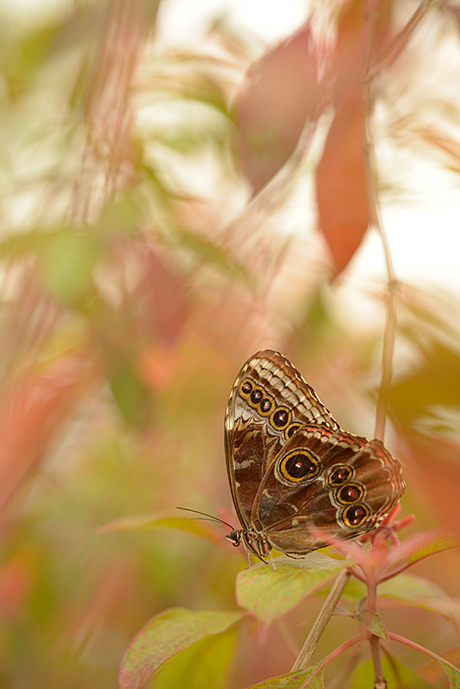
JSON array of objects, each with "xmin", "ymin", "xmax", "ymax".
[
  {"xmin": 236, "ymin": 554, "xmax": 348, "ymax": 624},
  {"xmin": 390, "ymin": 633, "xmax": 460, "ymax": 688},
  {"xmin": 341, "ymin": 576, "xmax": 367, "ymax": 602},
  {"xmin": 388, "ymin": 343, "xmax": 460, "ymax": 426},
  {"xmin": 151, "ymin": 626, "xmax": 238, "ymax": 689},
  {"xmin": 2, "ymin": 23, "xmax": 59, "ymax": 96},
  {"xmin": 172, "ymin": 227, "xmax": 250, "ymax": 283},
  {"xmin": 99, "ymin": 513, "xmax": 221, "ymax": 544},
  {"xmin": 99, "ymin": 195, "xmax": 142, "ymax": 238},
  {"xmin": 119, "ymin": 607, "xmax": 242, "ymax": 689},
  {"xmin": 40, "ymin": 229, "xmax": 99, "ymax": 305},
  {"xmin": 0, "ymin": 230, "xmax": 49, "ymax": 260},
  {"xmin": 406, "ymin": 534, "xmax": 459, "ymax": 567},
  {"xmin": 350, "ymin": 656, "xmax": 431, "ymax": 689},
  {"xmin": 378, "ymin": 573, "xmax": 460, "ymax": 624},
  {"xmin": 109, "ymin": 360, "xmax": 152, "ymax": 427}
]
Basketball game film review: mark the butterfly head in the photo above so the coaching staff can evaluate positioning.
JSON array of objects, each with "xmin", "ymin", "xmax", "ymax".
[
  {"xmin": 225, "ymin": 529, "xmax": 243, "ymax": 547},
  {"xmin": 226, "ymin": 528, "xmax": 272, "ymax": 560}
]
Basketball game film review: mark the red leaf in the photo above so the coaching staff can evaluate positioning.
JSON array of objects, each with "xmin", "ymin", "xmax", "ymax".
[
  {"xmin": 336, "ymin": 0, "xmax": 393, "ymax": 72},
  {"xmin": 314, "ymin": 0, "xmax": 395, "ymax": 275},
  {"xmin": 233, "ymin": 22, "xmax": 325, "ymax": 193},
  {"xmin": 135, "ymin": 246, "xmax": 188, "ymax": 347},
  {"xmin": 316, "ymin": 82, "xmax": 372, "ymax": 275},
  {"xmin": 0, "ymin": 355, "xmax": 94, "ymax": 515}
]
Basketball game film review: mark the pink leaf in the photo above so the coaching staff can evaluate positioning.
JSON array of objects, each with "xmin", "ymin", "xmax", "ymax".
[{"xmin": 233, "ymin": 22, "xmax": 325, "ymax": 192}]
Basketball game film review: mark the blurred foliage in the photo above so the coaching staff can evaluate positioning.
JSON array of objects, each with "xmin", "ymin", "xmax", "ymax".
[{"xmin": 1, "ymin": 0, "xmax": 460, "ymax": 687}]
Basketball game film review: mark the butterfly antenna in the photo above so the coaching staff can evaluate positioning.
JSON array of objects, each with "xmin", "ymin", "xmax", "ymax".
[{"xmin": 176, "ymin": 507, "xmax": 234, "ymax": 530}]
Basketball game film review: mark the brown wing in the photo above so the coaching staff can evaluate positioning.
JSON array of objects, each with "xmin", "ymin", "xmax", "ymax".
[
  {"xmin": 252, "ymin": 424, "xmax": 405, "ymax": 554},
  {"xmin": 224, "ymin": 350, "xmax": 338, "ymax": 532}
]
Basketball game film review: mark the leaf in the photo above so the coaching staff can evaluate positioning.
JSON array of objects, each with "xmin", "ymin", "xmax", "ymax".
[
  {"xmin": 355, "ymin": 610, "xmax": 389, "ymax": 641},
  {"xmin": 119, "ymin": 608, "xmax": 242, "ymax": 689},
  {"xmin": 349, "ymin": 656, "xmax": 432, "ymax": 689},
  {"xmin": 387, "ymin": 342, "xmax": 460, "ymax": 426},
  {"xmin": 402, "ymin": 435, "xmax": 460, "ymax": 537},
  {"xmin": 236, "ymin": 554, "xmax": 348, "ymax": 624},
  {"xmin": 335, "ymin": 0, "xmax": 393, "ymax": 70},
  {"xmin": 99, "ymin": 513, "xmax": 221, "ymax": 544},
  {"xmin": 40, "ymin": 229, "xmax": 99, "ymax": 305},
  {"xmin": 315, "ymin": 82, "xmax": 372, "ymax": 275},
  {"xmin": 407, "ymin": 535, "xmax": 459, "ymax": 568},
  {"xmin": 341, "ymin": 576, "xmax": 367, "ymax": 602},
  {"xmin": 233, "ymin": 21, "xmax": 324, "ymax": 192},
  {"xmin": 0, "ymin": 355, "xmax": 94, "ymax": 512},
  {"xmin": 133, "ymin": 247, "xmax": 189, "ymax": 347},
  {"xmin": 108, "ymin": 359, "xmax": 153, "ymax": 428},
  {"xmin": 419, "ymin": 647, "xmax": 460, "ymax": 685},
  {"xmin": 151, "ymin": 626, "xmax": 238, "ymax": 689},
  {"xmin": 172, "ymin": 227, "xmax": 249, "ymax": 283},
  {"xmin": 244, "ymin": 666, "xmax": 322, "ymax": 688},
  {"xmin": 378, "ymin": 574, "xmax": 460, "ymax": 625},
  {"xmin": 390, "ymin": 633, "xmax": 460, "ymax": 688}
]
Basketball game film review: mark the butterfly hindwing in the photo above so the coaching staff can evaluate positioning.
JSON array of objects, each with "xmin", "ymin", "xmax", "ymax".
[{"xmin": 251, "ymin": 424, "xmax": 405, "ymax": 554}]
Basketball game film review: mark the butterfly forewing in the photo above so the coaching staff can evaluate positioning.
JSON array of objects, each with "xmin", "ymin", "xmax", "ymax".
[
  {"xmin": 224, "ymin": 350, "xmax": 337, "ymax": 531},
  {"xmin": 225, "ymin": 350, "xmax": 405, "ymax": 557}
]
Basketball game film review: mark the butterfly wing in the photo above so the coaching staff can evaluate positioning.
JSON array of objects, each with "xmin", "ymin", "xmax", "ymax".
[
  {"xmin": 224, "ymin": 350, "xmax": 338, "ymax": 533},
  {"xmin": 252, "ymin": 423, "xmax": 405, "ymax": 554}
]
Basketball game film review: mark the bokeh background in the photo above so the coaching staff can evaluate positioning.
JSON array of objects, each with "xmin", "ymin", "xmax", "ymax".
[{"xmin": 1, "ymin": 0, "xmax": 460, "ymax": 687}]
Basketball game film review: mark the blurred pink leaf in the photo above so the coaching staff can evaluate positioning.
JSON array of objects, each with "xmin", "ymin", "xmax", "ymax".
[
  {"xmin": 233, "ymin": 22, "xmax": 325, "ymax": 192},
  {"xmin": 134, "ymin": 246, "xmax": 189, "ymax": 347},
  {"xmin": 403, "ymin": 435, "xmax": 460, "ymax": 539},
  {"xmin": 0, "ymin": 355, "xmax": 95, "ymax": 515},
  {"xmin": 119, "ymin": 607, "xmax": 242, "ymax": 689},
  {"xmin": 0, "ymin": 552, "xmax": 34, "ymax": 617}
]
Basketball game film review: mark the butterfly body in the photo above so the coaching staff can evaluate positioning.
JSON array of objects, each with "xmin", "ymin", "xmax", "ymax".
[{"xmin": 225, "ymin": 350, "xmax": 405, "ymax": 559}]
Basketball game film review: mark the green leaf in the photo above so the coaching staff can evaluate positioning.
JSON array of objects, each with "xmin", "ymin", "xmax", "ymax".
[
  {"xmin": 236, "ymin": 554, "xmax": 348, "ymax": 624},
  {"xmin": 441, "ymin": 662, "xmax": 460, "ymax": 688},
  {"xmin": 119, "ymin": 608, "xmax": 243, "ymax": 689},
  {"xmin": 99, "ymin": 513, "xmax": 221, "ymax": 544},
  {"xmin": 378, "ymin": 573, "xmax": 458, "ymax": 621},
  {"xmin": 41, "ymin": 229, "xmax": 99, "ymax": 305},
  {"xmin": 349, "ymin": 656, "xmax": 432, "ymax": 689},
  {"xmin": 151, "ymin": 626, "xmax": 238, "ymax": 689},
  {"xmin": 109, "ymin": 361, "xmax": 152, "ymax": 427},
  {"xmin": 244, "ymin": 666, "xmax": 322, "ymax": 688},
  {"xmin": 99, "ymin": 194, "xmax": 141, "ymax": 238},
  {"xmin": 341, "ymin": 577, "xmax": 367, "ymax": 602},
  {"xmin": 387, "ymin": 342, "xmax": 460, "ymax": 425},
  {"xmin": 355, "ymin": 610, "xmax": 389, "ymax": 641},
  {"xmin": 172, "ymin": 227, "xmax": 250, "ymax": 283},
  {"xmin": 407, "ymin": 534, "xmax": 459, "ymax": 567},
  {"xmin": 390, "ymin": 633, "xmax": 460, "ymax": 688}
]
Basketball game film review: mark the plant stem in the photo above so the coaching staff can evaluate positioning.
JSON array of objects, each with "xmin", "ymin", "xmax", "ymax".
[
  {"xmin": 291, "ymin": 568, "xmax": 351, "ymax": 672},
  {"xmin": 367, "ymin": 572, "xmax": 387, "ymax": 688},
  {"xmin": 369, "ymin": 0, "xmax": 434, "ymax": 78}
]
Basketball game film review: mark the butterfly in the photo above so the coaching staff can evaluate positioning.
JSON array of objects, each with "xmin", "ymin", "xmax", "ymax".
[{"xmin": 224, "ymin": 350, "xmax": 405, "ymax": 559}]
